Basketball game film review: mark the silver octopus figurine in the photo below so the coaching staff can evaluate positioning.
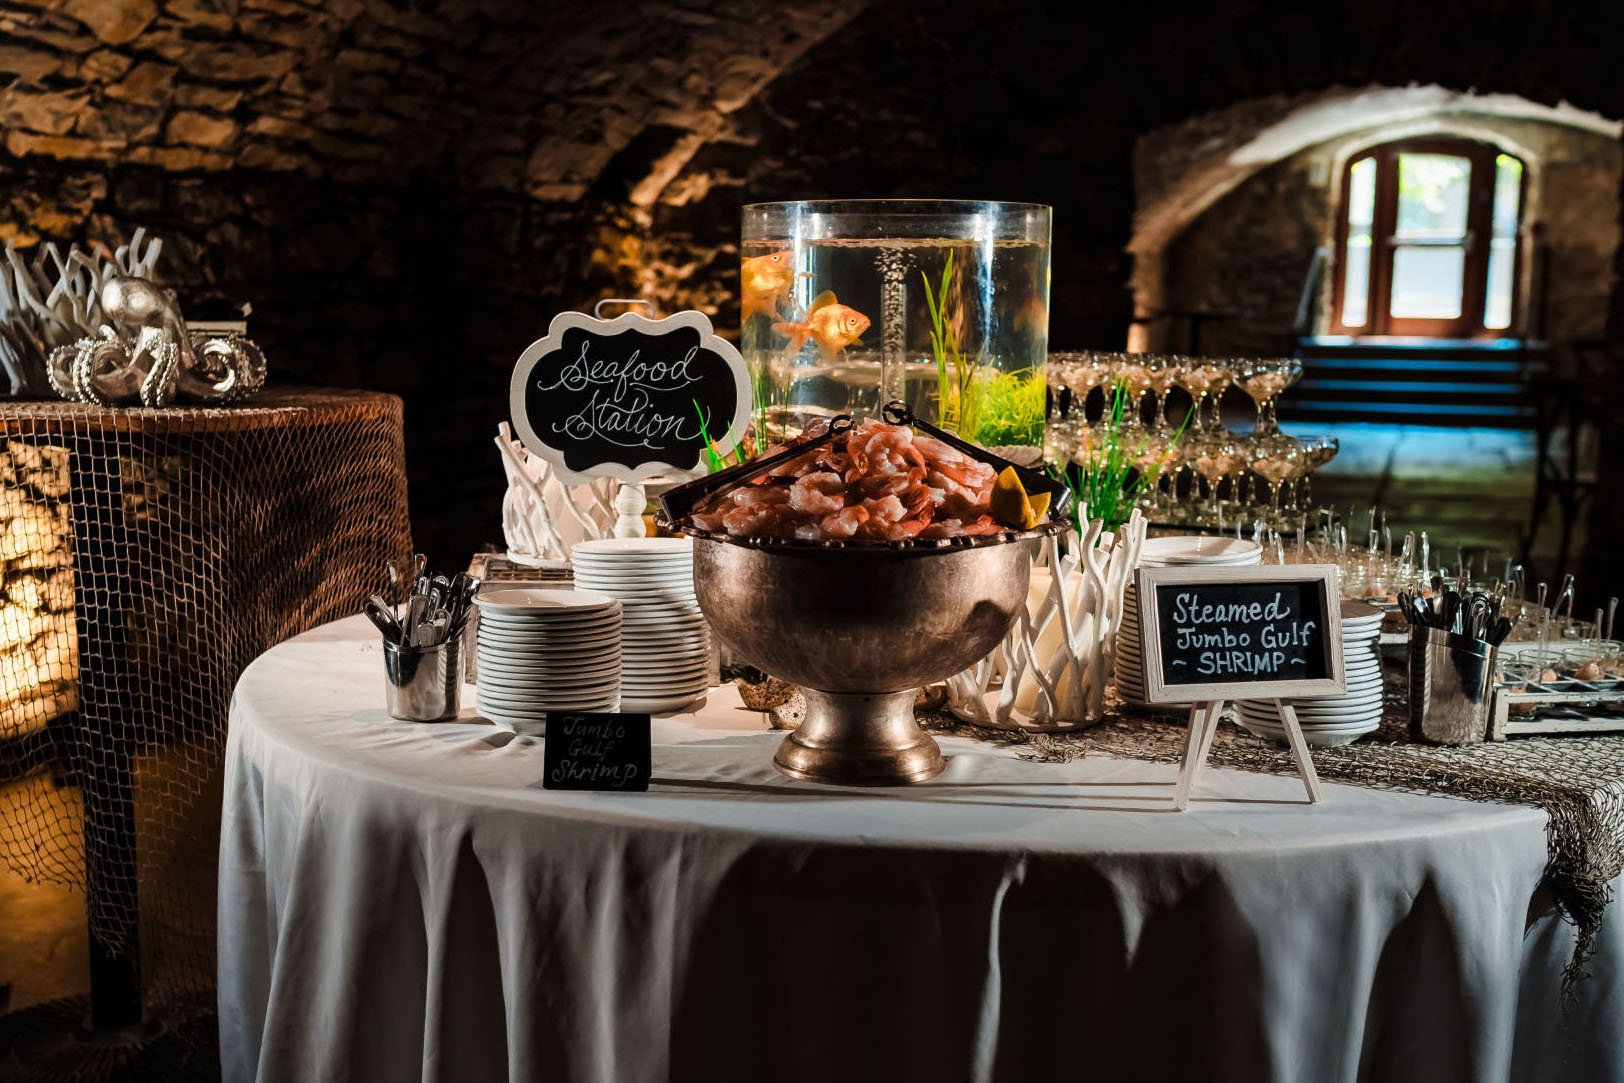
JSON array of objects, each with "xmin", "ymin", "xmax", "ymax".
[{"xmin": 47, "ymin": 276, "xmax": 267, "ymax": 407}]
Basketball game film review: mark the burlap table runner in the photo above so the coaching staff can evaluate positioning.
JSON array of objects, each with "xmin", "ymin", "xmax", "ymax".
[{"xmin": 922, "ymin": 686, "xmax": 1624, "ymax": 998}]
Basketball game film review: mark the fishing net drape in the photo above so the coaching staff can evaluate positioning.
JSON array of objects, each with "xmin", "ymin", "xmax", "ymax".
[{"xmin": 0, "ymin": 388, "xmax": 410, "ymax": 1014}]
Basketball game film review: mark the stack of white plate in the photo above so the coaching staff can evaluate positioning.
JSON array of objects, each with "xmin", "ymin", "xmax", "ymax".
[
  {"xmin": 570, "ymin": 537, "xmax": 711, "ymax": 713},
  {"xmin": 474, "ymin": 588, "xmax": 622, "ymax": 734},
  {"xmin": 1117, "ymin": 536, "xmax": 1264, "ymax": 707},
  {"xmin": 1235, "ymin": 599, "xmax": 1386, "ymax": 747}
]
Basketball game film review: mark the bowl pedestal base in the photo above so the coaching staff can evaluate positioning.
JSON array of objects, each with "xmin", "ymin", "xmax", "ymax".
[{"xmin": 772, "ymin": 688, "xmax": 945, "ymax": 786}]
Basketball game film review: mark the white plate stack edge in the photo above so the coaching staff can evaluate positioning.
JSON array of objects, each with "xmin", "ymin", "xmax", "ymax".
[
  {"xmin": 474, "ymin": 588, "xmax": 623, "ymax": 735},
  {"xmin": 570, "ymin": 537, "xmax": 711, "ymax": 714},
  {"xmin": 1234, "ymin": 599, "xmax": 1386, "ymax": 747}
]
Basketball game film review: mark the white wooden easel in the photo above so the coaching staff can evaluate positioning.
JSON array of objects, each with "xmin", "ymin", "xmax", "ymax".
[{"xmin": 1173, "ymin": 699, "xmax": 1322, "ymax": 811}]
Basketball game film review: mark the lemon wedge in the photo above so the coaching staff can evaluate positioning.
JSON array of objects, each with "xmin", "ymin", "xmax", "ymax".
[{"xmin": 991, "ymin": 466, "xmax": 1049, "ymax": 530}]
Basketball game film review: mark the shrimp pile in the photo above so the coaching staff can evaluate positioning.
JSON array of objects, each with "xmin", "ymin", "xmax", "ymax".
[{"xmin": 688, "ymin": 419, "xmax": 1006, "ymax": 542}]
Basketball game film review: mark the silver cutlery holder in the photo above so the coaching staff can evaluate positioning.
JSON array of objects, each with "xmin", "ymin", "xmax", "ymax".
[
  {"xmin": 1407, "ymin": 627, "xmax": 1497, "ymax": 745},
  {"xmin": 385, "ymin": 638, "xmax": 462, "ymax": 722}
]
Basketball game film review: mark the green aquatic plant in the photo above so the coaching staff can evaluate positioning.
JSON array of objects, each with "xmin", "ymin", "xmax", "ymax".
[
  {"xmin": 965, "ymin": 366, "xmax": 1046, "ymax": 449},
  {"xmin": 692, "ymin": 401, "xmax": 739, "ymax": 473},
  {"xmin": 693, "ymin": 371, "xmax": 776, "ymax": 473},
  {"xmin": 922, "ymin": 249, "xmax": 980, "ymax": 437},
  {"xmin": 1053, "ymin": 382, "xmax": 1187, "ymax": 533}
]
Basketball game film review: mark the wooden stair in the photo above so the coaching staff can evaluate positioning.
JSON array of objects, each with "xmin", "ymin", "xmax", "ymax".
[{"xmin": 1283, "ymin": 338, "xmax": 1542, "ymax": 427}]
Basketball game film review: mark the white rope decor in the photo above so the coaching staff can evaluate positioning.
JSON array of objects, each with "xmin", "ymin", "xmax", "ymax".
[{"xmin": 945, "ymin": 508, "xmax": 1147, "ymax": 731}]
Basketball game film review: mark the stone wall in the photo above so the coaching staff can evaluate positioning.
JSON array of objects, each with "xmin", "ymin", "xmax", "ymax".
[
  {"xmin": 1, "ymin": 0, "xmax": 1624, "ymax": 569},
  {"xmin": 0, "ymin": 443, "xmax": 75, "ymax": 739}
]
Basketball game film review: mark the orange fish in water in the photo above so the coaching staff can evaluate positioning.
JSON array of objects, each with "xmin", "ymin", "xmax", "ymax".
[
  {"xmin": 773, "ymin": 291, "xmax": 870, "ymax": 362},
  {"xmin": 741, "ymin": 249, "xmax": 796, "ymax": 323}
]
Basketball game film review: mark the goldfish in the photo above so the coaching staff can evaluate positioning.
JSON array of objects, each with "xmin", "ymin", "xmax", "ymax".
[
  {"xmin": 741, "ymin": 249, "xmax": 797, "ymax": 323},
  {"xmin": 773, "ymin": 291, "xmax": 870, "ymax": 362}
]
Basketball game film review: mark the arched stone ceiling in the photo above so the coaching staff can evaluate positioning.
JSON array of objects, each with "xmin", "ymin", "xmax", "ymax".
[{"xmin": 1130, "ymin": 85, "xmax": 1622, "ymax": 259}]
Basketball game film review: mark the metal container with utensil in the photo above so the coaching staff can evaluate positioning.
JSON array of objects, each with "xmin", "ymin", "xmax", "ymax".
[
  {"xmin": 1408, "ymin": 626, "xmax": 1497, "ymax": 744},
  {"xmin": 384, "ymin": 637, "xmax": 463, "ymax": 722}
]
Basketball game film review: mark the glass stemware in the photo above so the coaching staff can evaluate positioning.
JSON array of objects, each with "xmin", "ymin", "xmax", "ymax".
[
  {"xmin": 1190, "ymin": 430, "xmax": 1237, "ymax": 527},
  {"xmin": 1175, "ymin": 360, "xmax": 1223, "ymax": 433},
  {"xmin": 1146, "ymin": 355, "xmax": 1180, "ymax": 433},
  {"xmin": 1295, "ymin": 433, "xmax": 1339, "ymax": 514},
  {"xmin": 1235, "ymin": 358, "xmax": 1303, "ymax": 434},
  {"xmin": 1247, "ymin": 431, "xmax": 1303, "ymax": 525},
  {"xmin": 1110, "ymin": 355, "xmax": 1154, "ymax": 430}
]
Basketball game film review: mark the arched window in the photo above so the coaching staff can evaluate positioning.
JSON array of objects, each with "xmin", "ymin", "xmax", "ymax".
[{"xmin": 1331, "ymin": 137, "xmax": 1525, "ymax": 338}]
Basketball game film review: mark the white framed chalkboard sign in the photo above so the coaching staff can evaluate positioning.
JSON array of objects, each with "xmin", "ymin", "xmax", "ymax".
[
  {"xmin": 1137, "ymin": 564, "xmax": 1346, "ymax": 704},
  {"xmin": 509, "ymin": 308, "xmax": 752, "ymax": 486}
]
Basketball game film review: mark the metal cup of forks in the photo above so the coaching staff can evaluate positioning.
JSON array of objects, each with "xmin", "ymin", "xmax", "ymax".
[
  {"xmin": 384, "ymin": 637, "xmax": 463, "ymax": 722},
  {"xmin": 1407, "ymin": 626, "xmax": 1497, "ymax": 745}
]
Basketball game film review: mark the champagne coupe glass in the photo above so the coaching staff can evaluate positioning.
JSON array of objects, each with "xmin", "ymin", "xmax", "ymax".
[
  {"xmin": 1235, "ymin": 358, "xmax": 1303, "ymax": 435},
  {"xmin": 1175, "ymin": 359, "xmax": 1219, "ymax": 433},
  {"xmin": 1045, "ymin": 353, "xmax": 1082, "ymax": 459},
  {"xmin": 1146, "ymin": 354, "xmax": 1180, "ymax": 433},
  {"xmin": 1131, "ymin": 428, "xmax": 1170, "ymax": 517},
  {"xmin": 1295, "ymin": 434, "xmax": 1339, "ymax": 515},
  {"xmin": 1190, "ymin": 429, "xmax": 1235, "ymax": 526},
  {"xmin": 1200, "ymin": 360, "xmax": 1234, "ymax": 431},
  {"xmin": 1248, "ymin": 431, "xmax": 1303, "ymax": 527},
  {"xmin": 1110, "ymin": 354, "xmax": 1154, "ymax": 431}
]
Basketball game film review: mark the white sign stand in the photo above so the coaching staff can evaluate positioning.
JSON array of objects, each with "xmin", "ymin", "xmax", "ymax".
[
  {"xmin": 1135, "ymin": 564, "xmax": 1344, "ymax": 813},
  {"xmin": 1174, "ymin": 698, "xmax": 1321, "ymax": 811}
]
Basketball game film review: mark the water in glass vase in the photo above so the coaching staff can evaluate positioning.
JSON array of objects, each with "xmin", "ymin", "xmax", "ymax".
[{"xmin": 739, "ymin": 228, "xmax": 1049, "ymax": 462}]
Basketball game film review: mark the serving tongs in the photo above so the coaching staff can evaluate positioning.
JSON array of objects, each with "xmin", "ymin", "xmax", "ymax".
[{"xmin": 658, "ymin": 400, "xmax": 1070, "ymax": 547}]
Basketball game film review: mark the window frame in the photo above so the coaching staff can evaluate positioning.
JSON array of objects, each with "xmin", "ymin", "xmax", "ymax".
[{"xmin": 1329, "ymin": 137, "xmax": 1525, "ymax": 339}]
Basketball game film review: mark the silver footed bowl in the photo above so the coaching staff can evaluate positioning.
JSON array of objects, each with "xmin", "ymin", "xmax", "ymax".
[{"xmin": 694, "ymin": 535, "xmax": 1037, "ymax": 785}]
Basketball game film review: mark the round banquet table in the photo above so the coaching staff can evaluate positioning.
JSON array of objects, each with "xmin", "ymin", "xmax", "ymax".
[{"xmin": 219, "ymin": 617, "xmax": 1624, "ymax": 1083}]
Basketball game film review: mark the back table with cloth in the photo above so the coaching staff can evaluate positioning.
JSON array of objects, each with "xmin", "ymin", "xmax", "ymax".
[
  {"xmin": 0, "ymin": 389, "xmax": 410, "ymax": 1039},
  {"xmin": 219, "ymin": 617, "xmax": 1623, "ymax": 1083}
]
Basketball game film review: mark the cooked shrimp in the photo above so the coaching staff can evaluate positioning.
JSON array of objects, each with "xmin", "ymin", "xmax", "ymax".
[
  {"xmin": 861, "ymin": 494, "xmax": 907, "ymax": 524},
  {"xmin": 819, "ymin": 505, "xmax": 869, "ymax": 538},
  {"xmin": 789, "ymin": 471, "xmax": 847, "ymax": 515}
]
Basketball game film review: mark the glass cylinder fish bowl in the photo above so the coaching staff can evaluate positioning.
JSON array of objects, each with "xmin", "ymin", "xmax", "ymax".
[{"xmin": 740, "ymin": 199, "xmax": 1051, "ymax": 463}]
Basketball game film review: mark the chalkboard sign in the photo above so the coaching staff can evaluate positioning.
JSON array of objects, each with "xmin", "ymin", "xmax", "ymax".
[
  {"xmin": 1136, "ymin": 565, "xmax": 1345, "ymax": 704},
  {"xmin": 510, "ymin": 309, "xmax": 751, "ymax": 485},
  {"xmin": 542, "ymin": 711, "xmax": 651, "ymax": 792}
]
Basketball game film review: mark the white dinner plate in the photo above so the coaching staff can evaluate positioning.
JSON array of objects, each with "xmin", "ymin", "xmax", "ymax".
[
  {"xmin": 476, "ymin": 587, "xmax": 619, "ymax": 613},
  {"xmin": 479, "ymin": 615, "xmax": 623, "ymax": 630},
  {"xmin": 620, "ymin": 692, "xmax": 706, "ymax": 714},
  {"xmin": 622, "ymin": 632, "xmax": 707, "ymax": 646},
  {"xmin": 621, "ymin": 657, "xmax": 710, "ymax": 673},
  {"xmin": 477, "ymin": 678, "xmax": 622, "ymax": 698},
  {"xmin": 477, "ymin": 629, "xmax": 623, "ymax": 649},
  {"xmin": 572, "ymin": 537, "xmax": 693, "ymax": 556},
  {"xmin": 1238, "ymin": 707, "xmax": 1383, "ymax": 726},
  {"xmin": 619, "ymin": 676, "xmax": 709, "ymax": 690},
  {"xmin": 477, "ymin": 662, "xmax": 622, "ymax": 682},
  {"xmin": 1235, "ymin": 720, "xmax": 1376, "ymax": 748}
]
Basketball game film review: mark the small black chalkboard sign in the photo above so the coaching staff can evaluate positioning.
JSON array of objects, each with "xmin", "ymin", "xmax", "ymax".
[
  {"xmin": 510, "ymin": 309, "xmax": 751, "ymax": 485},
  {"xmin": 542, "ymin": 712, "xmax": 651, "ymax": 792},
  {"xmin": 1136, "ymin": 564, "xmax": 1346, "ymax": 704}
]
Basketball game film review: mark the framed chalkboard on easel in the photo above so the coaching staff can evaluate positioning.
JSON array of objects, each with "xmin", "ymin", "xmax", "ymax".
[{"xmin": 1136, "ymin": 564, "xmax": 1345, "ymax": 809}]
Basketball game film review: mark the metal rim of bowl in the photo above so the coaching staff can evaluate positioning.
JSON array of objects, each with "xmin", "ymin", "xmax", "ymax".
[{"xmin": 662, "ymin": 514, "xmax": 1068, "ymax": 552}]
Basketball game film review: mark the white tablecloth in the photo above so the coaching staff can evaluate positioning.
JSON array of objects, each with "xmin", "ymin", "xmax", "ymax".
[{"xmin": 219, "ymin": 617, "xmax": 1623, "ymax": 1083}]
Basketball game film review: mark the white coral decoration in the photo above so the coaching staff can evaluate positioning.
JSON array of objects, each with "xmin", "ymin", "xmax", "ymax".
[
  {"xmin": 945, "ymin": 508, "xmax": 1147, "ymax": 731},
  {"xmin": 0, "ymin": 229, "xmax": 164, "ymax": 395},
  {"xmin": 495, "ymin": 422, "xmax": 618, "ymax": 565}
]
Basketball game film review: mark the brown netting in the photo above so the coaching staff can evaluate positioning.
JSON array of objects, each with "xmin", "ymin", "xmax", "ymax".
[
  {"xmin": 924, "ymin": 670, "xmax": 1624, "ymax": 1000},
  {"xmin": 0, "ymin": 387, "xmax": 410, "ymax": 1023}
]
